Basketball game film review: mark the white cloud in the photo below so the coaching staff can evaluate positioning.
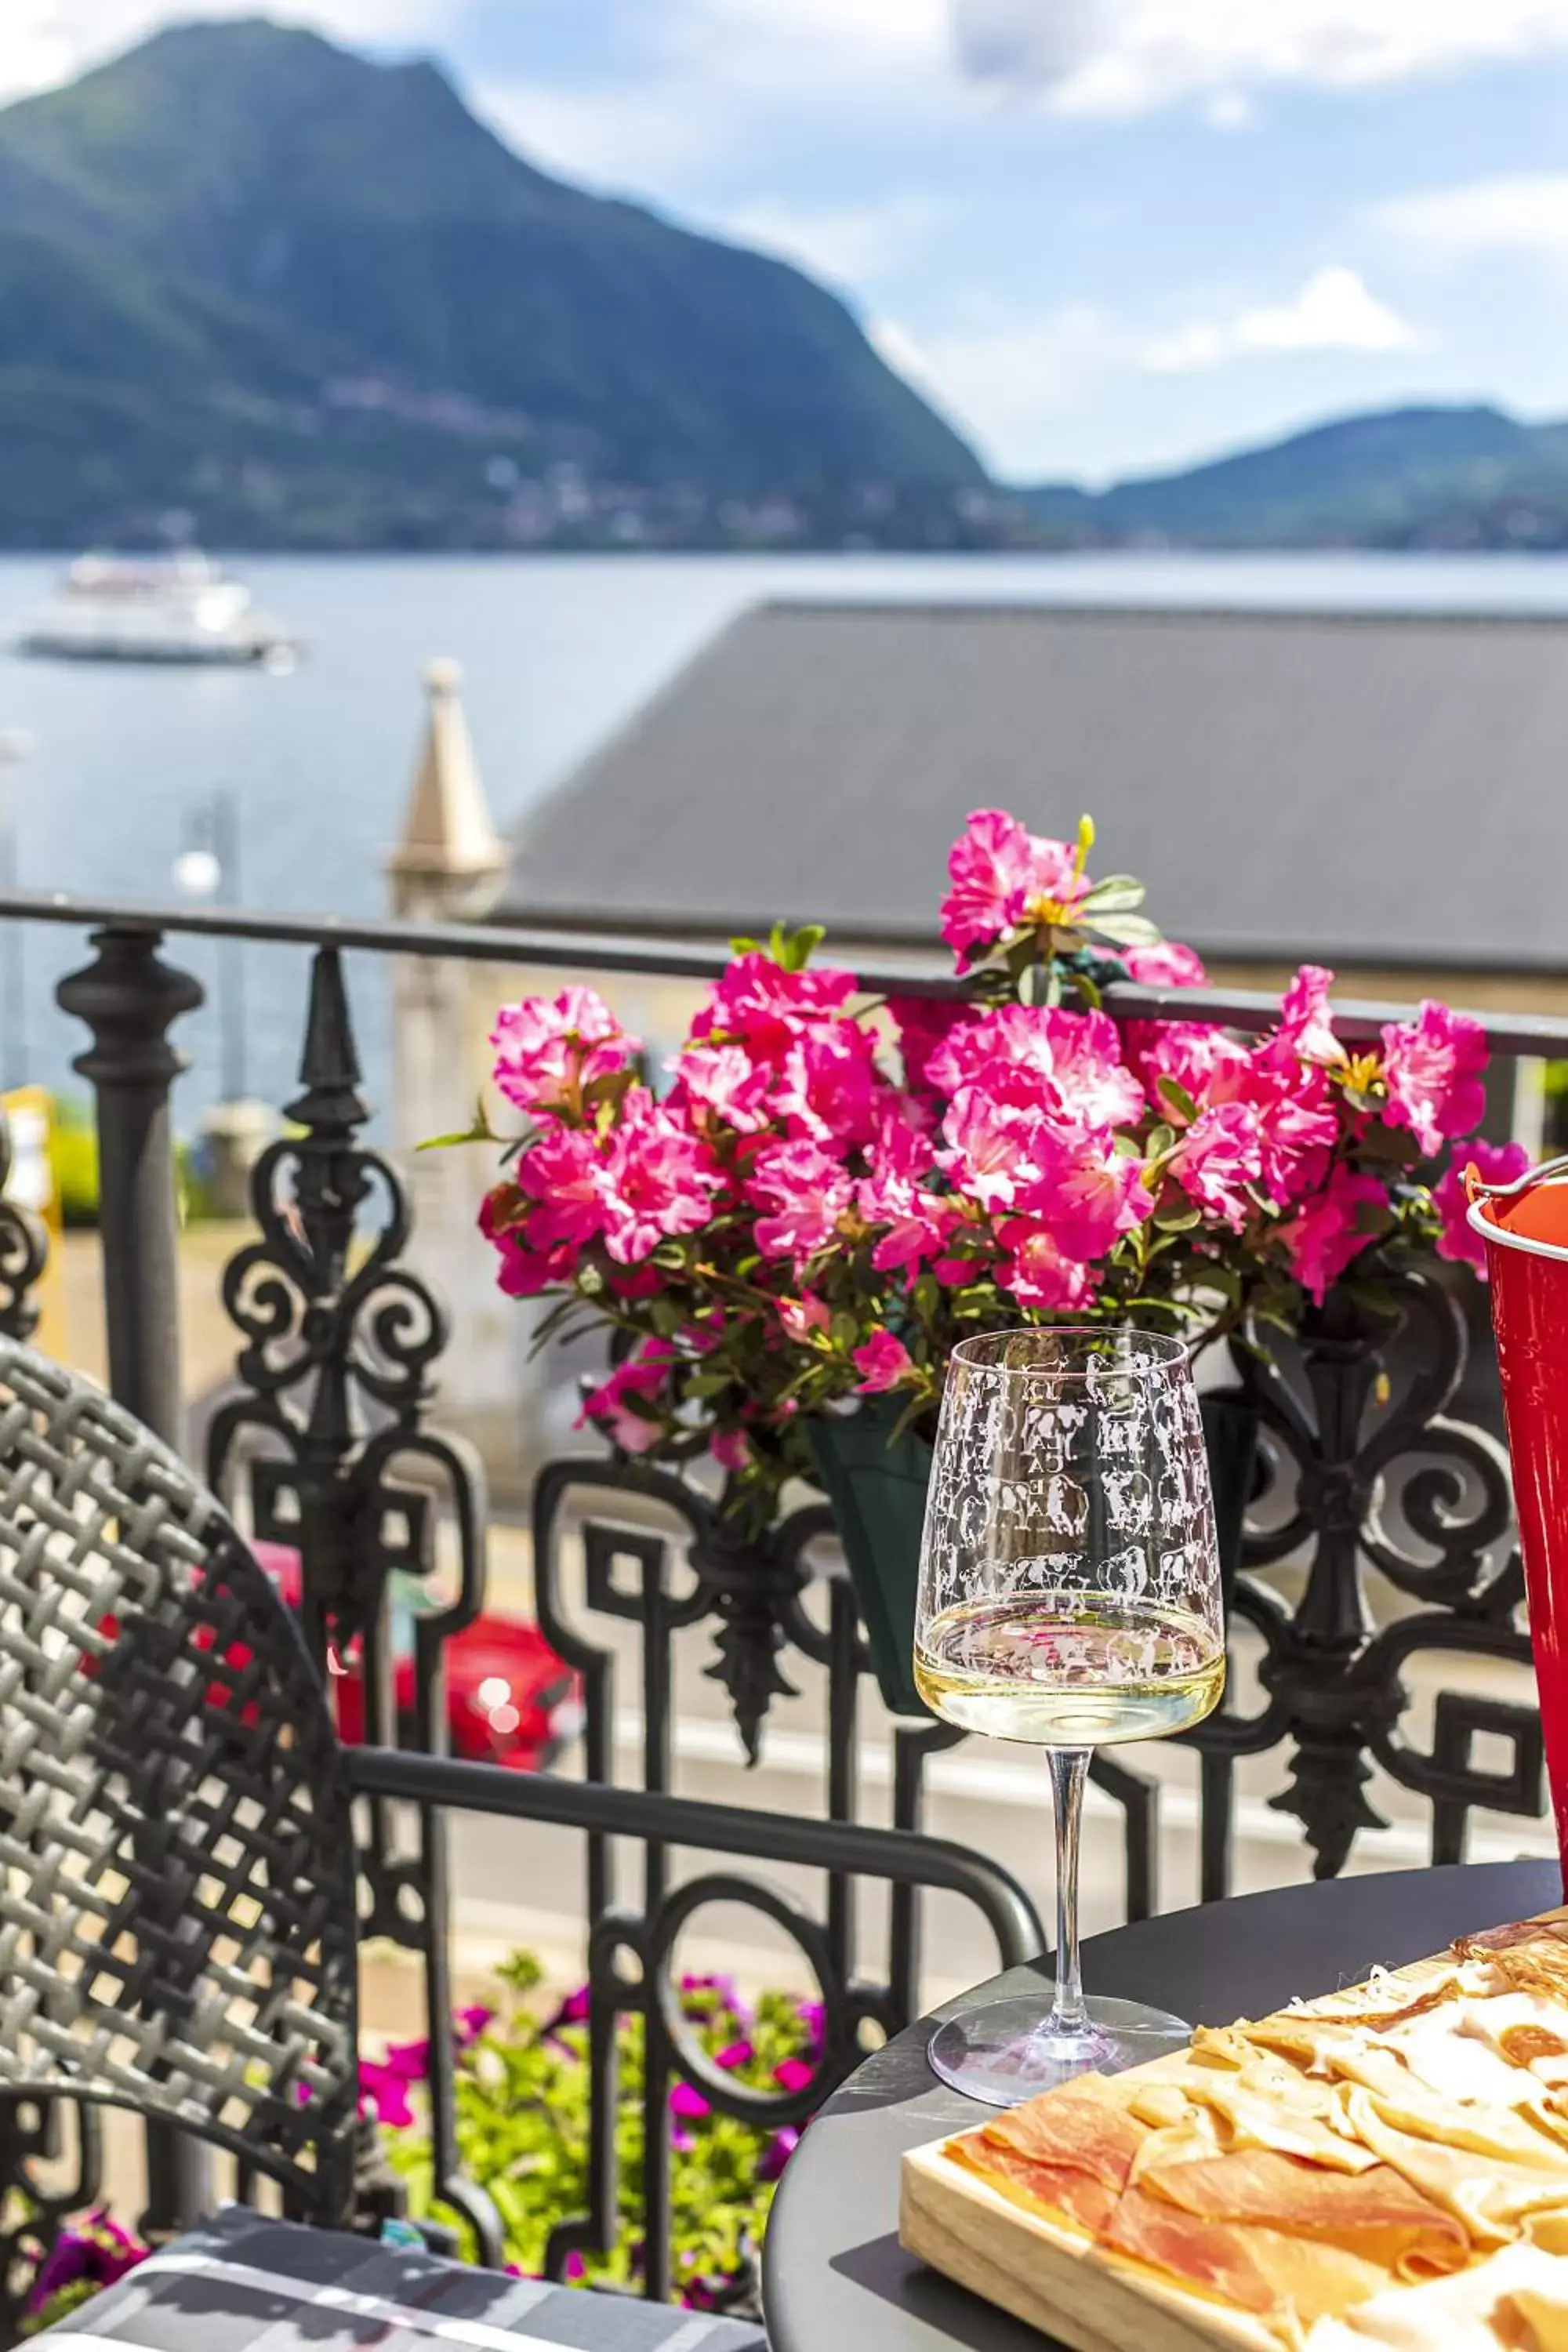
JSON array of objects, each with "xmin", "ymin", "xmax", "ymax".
[
  {"xmin": 875, "ymin": 305, "xmax": 1128, "ymax": 473},
  {"xmin": 949, "ymin": 0, "xmax": 1568, "ymax": 114},
  {"xmin": 1143, "ymin": 267, "xmax": 1420, "ymax": 372},
  {"xmin": 709, "ymin": 194, "xmax": 944, "ymax": 288},
  {"xmin": 1376, "ymin": 174, "xmax": 1568, "ymax": 263},
  {"xmin": 0, "ymin": 0, "xmax": 456, "ymax": 104}
]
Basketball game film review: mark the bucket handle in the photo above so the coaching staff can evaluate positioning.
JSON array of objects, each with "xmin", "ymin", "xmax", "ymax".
[{"xmin": 1465, "ymin": 1151, "xmax": 1568, "ymax": 1206}]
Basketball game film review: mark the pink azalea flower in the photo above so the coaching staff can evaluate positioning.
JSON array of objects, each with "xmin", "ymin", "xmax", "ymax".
[
  {"xmin": 994, "ymin": 1218, "xmax": 1098, "ymax": 1309},
  {"xmin": 1433, "ymin": 1138, "xmax": 1531, "ymax": 1273},
  {"xmin": 1120, "ymin": 940, "xmax": 1208, "ymax": 988},
  {"xmin": 670, "ymin": 1040, "xmax": 774, "ymax": 1133},
  {"xmin": 710, "ymin": 1428, "xmax": 751, "ymax": 1472},
  {"xmin": 1381, "ymin": 1000, "xmax": 1490, "ymax": 1156},
  {"xmin": 1013, "ymin": 1131, "xmax": 1153, "ymax": 1261},
  {"xmin": 939, "ymin": 809, "xmax": 1087, "ymax": 971},
  {"xmin": 775, "ymin": 1024, "xmax": 880, "ymax": 1148},
  {"xmin": 479, "ymin": 1198, "xmax": 578, "ymax": 1297},
  {"xmin": 778, "ymin": 1292, "xmax": 832, "ymax": 1341},
  {"xmin": 697, "ymin": 951, "xmax": 858, "ymax": 1057},
  {"xmin": 1276, "ymin": 965, "xmax": 1346, "ymax": 1068},
  {"xmin": 938, "ymin": 1089, "xmax": 1051, "ymax": 1211},
  {"xmin": 596, "ymin": 1092, "xmax": 724, "ymax": 1265},
  {"xmin": 748, "ymin": 1139, "xmax": 855, "ymax": 1268},
  {"xmin": 858, "ymin": 1104, "xmax": 955, "ymax": 1271},
  {"xmin": 1279, "ymin": 1167, "xmax": 1389, "ymax": 1303},
  {"xmin": 891, "ymin": 995, "xmax": 966, "ymax": 1092},
  {"xmin": 491, "ymin": 986, "xmax": 635, "ymax": 1111},
  {"xmin": 517, "ymin": 1127, "xmax": 607, "ymax": 1252},
  {"xmin": 1127, "ymin": 1019, "xmax": 1250, "ymax": 1109},
  {"xmin": 929, "ymin": 1005, "xmax": 1143, "ymax": 1131},
  {"xmin": 1246, "ymin": 1061, "xmax": 1340, "ymax": 1205},
  {"xmin": 577, "ymin": 1339, "xmax": 675, "ymax": 1454},
  {"xmin": 1170, "ymin": 1101, "xmax": 1265, "ymax": 1232},
  {"xmin": 853, "ymin": 1331, "xmax": 914, "ymax": 1392}
]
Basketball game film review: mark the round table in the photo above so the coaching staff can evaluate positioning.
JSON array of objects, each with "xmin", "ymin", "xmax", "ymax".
[{"xmin": 762, "ymin": 1858, "xmax": 1561, "ymax": 2352}]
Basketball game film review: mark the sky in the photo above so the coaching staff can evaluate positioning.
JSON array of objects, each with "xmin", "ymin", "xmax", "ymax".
[{"xmin": 1, "ymin": 0, "xmax": 1565, "ymax": 483}]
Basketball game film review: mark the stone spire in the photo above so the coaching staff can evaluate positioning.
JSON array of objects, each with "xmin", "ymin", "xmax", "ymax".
[{"xmin": 387, "ymin": 658, "xmax": 506, "ymax": 918}]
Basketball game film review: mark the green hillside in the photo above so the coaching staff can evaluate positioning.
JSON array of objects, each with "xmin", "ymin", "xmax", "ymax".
[
  {"xmin": 0, "ymin": 18, "xmax": 985, "ymax": 549},
  {"xmin": 1023, "ymin": 405, "xmax": 1568, "ymax": 550}
]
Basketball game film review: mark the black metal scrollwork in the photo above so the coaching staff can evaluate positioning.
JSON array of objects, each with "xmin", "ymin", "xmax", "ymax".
[
  {"xmin": 1188, "ymin": 1268, "xmax": 1535, "ymax": 1887},
  {"xmin": 206, "ymin": 946, "xmax": 497, "ymax": 2259},
  {"xmin": 0, "ymin": 1107, "xmax": 46, "ymax": 1345}
]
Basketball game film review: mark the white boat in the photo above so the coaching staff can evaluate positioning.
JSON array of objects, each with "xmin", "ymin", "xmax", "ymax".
[{"xmin": 14, "ymin": 552, "xmax": 299, "ymax": 668}]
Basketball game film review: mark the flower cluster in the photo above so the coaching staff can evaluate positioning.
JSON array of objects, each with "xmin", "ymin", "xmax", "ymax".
[
  {"xmin": 373, "ymin": 1951, "xmax": 818, "ymax": 2310},
  {"xmin": 477, "ymin": 809, "xmax": 1500, "ymax": 1524},
  {"xmin": 20, "ymin": 2209, "xmax": 147, "ymax": 2335}
]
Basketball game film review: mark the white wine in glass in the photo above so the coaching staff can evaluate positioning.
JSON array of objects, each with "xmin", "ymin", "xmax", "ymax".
[{"xmin": 913, "ymin": 1328, "xmax": 1225, "ymax": 2107}]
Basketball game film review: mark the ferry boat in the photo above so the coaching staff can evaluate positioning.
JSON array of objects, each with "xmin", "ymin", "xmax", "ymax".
[{"xmin": 14, "ymin": 552, "xmax": 299, "ymax": 667}]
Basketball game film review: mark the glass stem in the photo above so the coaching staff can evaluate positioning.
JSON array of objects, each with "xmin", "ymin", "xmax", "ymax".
[{"xmin": 1046, "ymin": 1745, "xmax": 1091, "ymax": 2037}]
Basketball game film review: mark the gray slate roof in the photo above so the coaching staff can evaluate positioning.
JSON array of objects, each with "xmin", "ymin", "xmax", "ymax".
[{"xmin": 501, "ymin": 601, "xmax": 1568, "ymax": 972}]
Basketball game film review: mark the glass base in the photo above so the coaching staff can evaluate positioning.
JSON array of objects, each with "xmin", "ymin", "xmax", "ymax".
[{"xmin": 928, "ymin": 1991, "xmax": 1191, "ymax": 2107}]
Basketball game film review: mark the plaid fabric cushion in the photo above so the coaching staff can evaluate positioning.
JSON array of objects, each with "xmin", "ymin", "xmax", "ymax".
[{"xmin": 31, "ymin": 2209, "xmax": 766, "ymax": 2352}]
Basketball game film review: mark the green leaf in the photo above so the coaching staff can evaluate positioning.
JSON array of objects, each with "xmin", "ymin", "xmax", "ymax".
[
  {"xmin": 418, "ymin": 1097, "xmax": 500, "ymax": 1150},
  {"xmin": 729, "ymin": 935, "xmax": 763, "ymax": 956},
  {"xmin": 1155, "ymin": 1076, "xmax": 1199, "ymax": 1123},
  {"xmin": 1087, "ymin": 911, "xmax": 1163, "ymax": 948},
  {"xmin": 779, "ymin": 922, "xmax": 826, "ymax": 972},
  {"xmin": 1076, "ymin": 874, "xmax": 1147, "ymax": 916},
  {"xmin": 1153, "ymin": 1201, "xmax": 1202, "ymax": 1232},
  {"xmin": 1145, "ymin": 1122, "xmax": 1177, "ymax": 1162}
]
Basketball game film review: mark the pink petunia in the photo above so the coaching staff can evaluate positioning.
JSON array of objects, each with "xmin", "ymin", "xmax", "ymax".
[
  {"xmin": 491, "ymin": 986, "xmax": 636, "ymax": 1111},
  {"xmin": 358, "ymin": 2057, "xmax": 417, "ymax": 2129},
  {"xmin": 1433, "ymin": 1138, "xmax": 1531, "ymax": 1273},
  {"xmin": 748, "ymin": 1139, "xmax": 855, "ymax": 1268},
  {"xmin": 1170, "ymin": 1100, "xmax": 1265, "ymax": 1232},
  {"xmin": 715, "ymin": 2038, "xmax": 755, "ymax": 2070},
  {"xmin": 852, "ymin": 1331, "xmax": 914, "ymax": 1392},
  {"xmin": 1381, "ymin": 1000, "xmax": 1490, "ymax": 1157},
  {"xmin": 1120, "ymin": 940, "xmax": 1208, "ymax": 989},
  {"xmin": 1278, "ymin": 1166, "xmax": 1389, "ymax": 1303},
  {"xmin": 670, "ymin": 2081, "xmax": 712, "ymax": 2122},
  {"xmin": 1276, "ymin": 965, "xmax": 1346, "ymax": 1069},
  {"xmin": 775, "ymin": 2056, "xmax": 816, "ymax": 2094},
  {"xmin": 596, "ymin": 1091, "xmax": 724, "ymax": 1265},
  {"xmin": 757, "ymin": 2126, "xmax": 801, "ymax": 2182}
]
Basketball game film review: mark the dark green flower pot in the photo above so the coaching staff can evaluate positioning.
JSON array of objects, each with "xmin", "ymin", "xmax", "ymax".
[{"xmin": 808, "ymin": 1392, "xmax": 1259, "ymax": 1721}]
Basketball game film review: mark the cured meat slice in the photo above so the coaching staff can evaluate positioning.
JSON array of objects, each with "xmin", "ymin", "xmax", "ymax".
[
  {"xmin": 1102, "ymin": 2185, "xmax": 1279, "ymax": 2316},
  {"xmin": 1138, "ymin": 2147, "xmax": 1468, "ymax": 2275},
  {"xmin": 944, "ymin": 2131, "xmax": 1117, "ymax": 2236},
  {"xmin": 982, "ymin": 2081, "xmax": 1145, "ymax": 2189}
]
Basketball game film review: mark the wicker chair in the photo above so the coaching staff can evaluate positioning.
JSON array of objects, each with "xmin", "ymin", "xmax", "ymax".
[{"xmin": 0, "ymin": 1340, "xmax": 768, "ymax": 2350}]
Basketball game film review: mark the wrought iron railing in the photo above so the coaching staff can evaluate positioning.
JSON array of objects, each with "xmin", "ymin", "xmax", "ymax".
[{"xmin": 0, "ymin": 886, "xmax": 1563, "ymax": 2307}]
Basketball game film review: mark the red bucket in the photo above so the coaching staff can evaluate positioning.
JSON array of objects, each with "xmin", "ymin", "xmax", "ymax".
[{"xmin": 1469, "ymin": 1153, "xmax": 1568, "ymax": 1882}]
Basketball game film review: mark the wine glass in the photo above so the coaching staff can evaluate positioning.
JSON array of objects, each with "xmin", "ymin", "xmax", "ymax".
[{"xmin": 913, "ymin": 1327, "xmax": 1225, "ymax": 2106}]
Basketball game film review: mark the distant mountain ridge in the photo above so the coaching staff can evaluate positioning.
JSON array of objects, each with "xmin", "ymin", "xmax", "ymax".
[
  {"xmin": 1022, "ymin": 405, "xmax": 1568, "ymax": 550},
  {"xmin": 0, "ymin": 19, "xmax": 1563, "ymax": 551},
  {"xmin": 0, "ymin": 16, "xmax": 985, "ymax": 550}
]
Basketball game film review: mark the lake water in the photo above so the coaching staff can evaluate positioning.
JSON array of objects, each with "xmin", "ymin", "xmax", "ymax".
[{"xmin": 2, "ymin": 548, "xmax": 1566, "ymax": 1126}]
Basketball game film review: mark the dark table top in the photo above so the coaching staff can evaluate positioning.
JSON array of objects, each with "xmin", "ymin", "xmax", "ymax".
[{"xmin": 762, "ymin": 1858, "xmax": 1562, "ymax": 2352}]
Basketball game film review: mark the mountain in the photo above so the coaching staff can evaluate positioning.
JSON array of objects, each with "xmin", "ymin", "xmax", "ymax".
[
  {"xmin": 0, "ymin": 18, "xmax": 985, "ymax": 550},
  {"xmin": 1022, "ymin": 405, "xmax": 1568, "ymax": 550}
]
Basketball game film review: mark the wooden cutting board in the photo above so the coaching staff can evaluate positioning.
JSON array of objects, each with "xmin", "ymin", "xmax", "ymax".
[{"xmin": 898, "ymin": 1917, "xmax": 1568, "ymax": 2351}]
